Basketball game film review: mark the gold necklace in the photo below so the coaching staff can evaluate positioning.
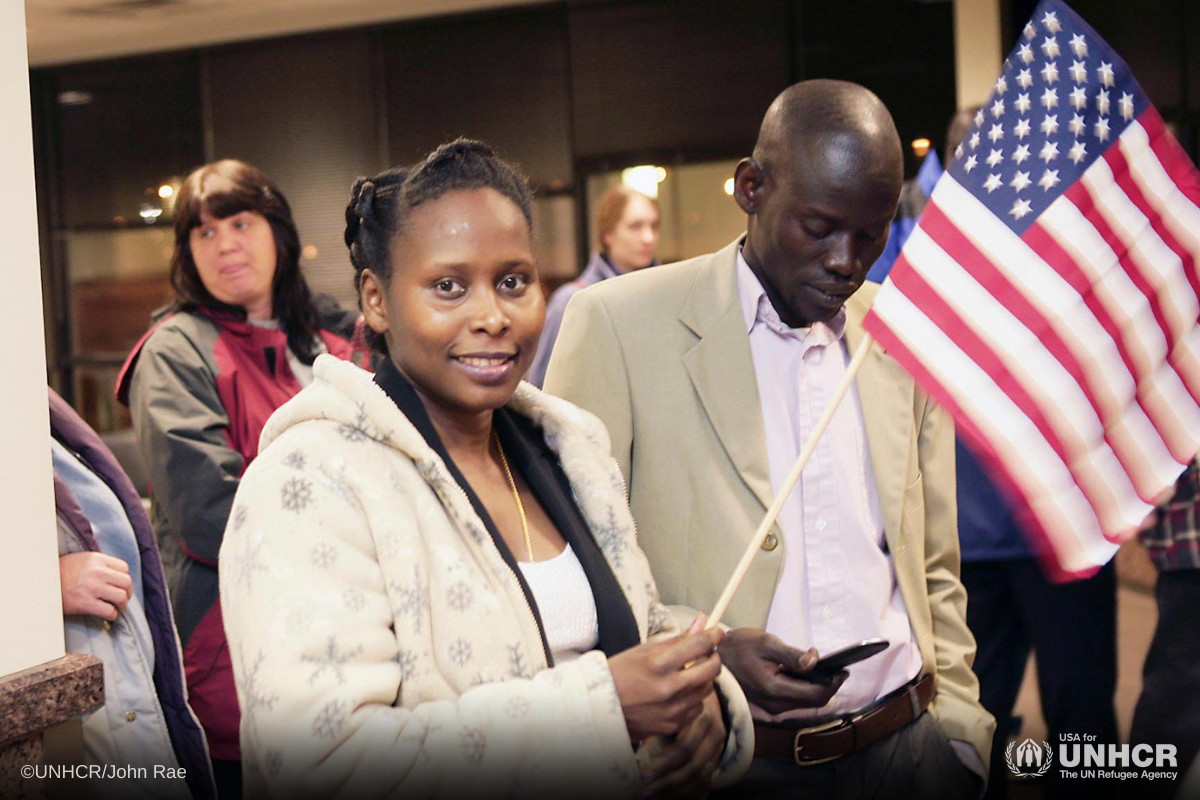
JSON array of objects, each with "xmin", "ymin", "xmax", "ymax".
[{"xmin": 493, "ymin": 430, "xmax": 535, "ymax": 563}]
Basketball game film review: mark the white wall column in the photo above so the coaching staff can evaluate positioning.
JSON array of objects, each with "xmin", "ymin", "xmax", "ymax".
[
  {"xmin": 954, "ymin": 0, "xmax": 1004, "ymax": 109},
  {"xmin": 0, "ymin": 0, "xmax": 64, "ymax": 676}
]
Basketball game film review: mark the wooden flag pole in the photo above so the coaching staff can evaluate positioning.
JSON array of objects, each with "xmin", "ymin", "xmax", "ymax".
[{"xmin": 707, "ymin": 332, "xmax": 876, "ymax": 629}]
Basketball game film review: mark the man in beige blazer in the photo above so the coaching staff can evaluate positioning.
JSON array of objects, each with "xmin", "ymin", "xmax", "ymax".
[{"xmin": 545, "ymin": 80, "xmax": 993, "ymax": 797}]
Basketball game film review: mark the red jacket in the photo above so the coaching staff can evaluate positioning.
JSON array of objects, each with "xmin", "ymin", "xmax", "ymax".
[{"xmin": 116, "ymin": 302, "xmax": 369, "ymax": 760}]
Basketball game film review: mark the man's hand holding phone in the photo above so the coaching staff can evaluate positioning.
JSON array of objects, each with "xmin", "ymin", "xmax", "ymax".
[
  {"xmin": 718, "ymin": 629, "xmax": 845, "ymax": 715},
  {"xmin": 798, "ymin": 638, "xmax": 890, "ymax": 686},
  {"xmin": 719, "ymin": 631, "xmax": 891, "ymax": 714}
]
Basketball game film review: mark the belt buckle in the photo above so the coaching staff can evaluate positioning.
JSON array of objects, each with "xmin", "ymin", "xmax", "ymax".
[{"xmin": 792, "ymin": 718, "xmax": 850, "ymax": 766}]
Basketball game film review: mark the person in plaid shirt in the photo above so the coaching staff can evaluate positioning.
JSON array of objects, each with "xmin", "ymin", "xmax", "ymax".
[{"xmin": 1131, "ymin": 458, "xmax": 1200, "ymax": 795}]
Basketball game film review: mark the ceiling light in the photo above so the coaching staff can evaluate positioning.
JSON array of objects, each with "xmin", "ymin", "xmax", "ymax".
[
  {"xmin": 622, "ymin": 166, "xmax": 661, "ymax": 198},
  {"xmin": 57, "ymin": 90, "xmax": 94, "ymax": 106},
  {"xmin": 724, "ymin": 178, "xmax": 735, "ymax": 196}
]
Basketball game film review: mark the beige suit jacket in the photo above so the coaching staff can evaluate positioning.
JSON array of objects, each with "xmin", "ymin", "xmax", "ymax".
[{"xmin": 544, "ymin": 238, "xmax": 994, "ymax": 765}]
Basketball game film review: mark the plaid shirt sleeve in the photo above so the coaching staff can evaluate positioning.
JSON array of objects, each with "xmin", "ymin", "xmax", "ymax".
[{"xmin": 1141, "ymin": 459, "xmax": 1200, "ymax": 571}]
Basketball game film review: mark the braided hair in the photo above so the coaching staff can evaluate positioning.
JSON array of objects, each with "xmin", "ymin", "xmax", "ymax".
[{"xmin": 344, "ymin": 139, "xmax": 533, "ymax": 354}]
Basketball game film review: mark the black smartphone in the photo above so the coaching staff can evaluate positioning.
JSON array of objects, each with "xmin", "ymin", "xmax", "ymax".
[{"xmin": 803, "ymin": 638, "xmax": 890, "ymax": 685}]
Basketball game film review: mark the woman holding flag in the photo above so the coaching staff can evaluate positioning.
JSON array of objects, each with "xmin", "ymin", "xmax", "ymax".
[{"xmin": 217, "ymin": 139, "xmax": 753, "ymax": 798}]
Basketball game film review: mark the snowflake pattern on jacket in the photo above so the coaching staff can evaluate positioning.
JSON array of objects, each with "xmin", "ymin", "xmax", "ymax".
[{"xmin": 219, "ymin": 356, "xmax": 753, "ymax": 798}]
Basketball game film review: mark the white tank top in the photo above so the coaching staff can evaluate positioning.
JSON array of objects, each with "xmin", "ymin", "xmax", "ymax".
[{"xmin": 518, "ymin": 544, "xmax": 600, "ymax": 663}]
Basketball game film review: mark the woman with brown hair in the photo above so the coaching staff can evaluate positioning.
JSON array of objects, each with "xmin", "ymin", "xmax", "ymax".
[
  {"xmin": 527, "ymin": 185, "xmax": 660, "ymax": 386},
  {"xmin": 116, "ymin": 160, "xmax": 367, "ymax": 797}
]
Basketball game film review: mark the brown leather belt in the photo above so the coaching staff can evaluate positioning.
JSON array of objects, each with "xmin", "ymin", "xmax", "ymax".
[{"xmin": 753, "ymin": 675, "xmax": 936, "ymax": 765}]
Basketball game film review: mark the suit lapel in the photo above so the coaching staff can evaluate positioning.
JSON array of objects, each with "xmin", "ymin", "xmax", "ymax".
[
  {"xmin": 680, "ymin": 241, "xmax": 774, "ymax": 514},
  {"xmin": 844, "ymin": 293, "xmax": 914, "ymax": 557}
]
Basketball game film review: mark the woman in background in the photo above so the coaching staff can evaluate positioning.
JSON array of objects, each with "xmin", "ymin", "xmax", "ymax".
[
  {"xmin": 117, "ymin": 160, "xmax": 366, "ymax": 798},
  {"xmin": 527, "ymin": 185, "xmax": 660, "ymax": 387},
  {"xmin": 219, "ymin": 140, "xmax": 751, "ymax": 798}
]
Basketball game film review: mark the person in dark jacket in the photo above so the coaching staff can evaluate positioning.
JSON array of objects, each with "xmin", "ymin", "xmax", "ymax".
[
  {"xmin": 51, "ymin": 387, "xmax": 216, "ymax": 800},
  {"xmin": 956, "ymin": 441, "xmax": 1117, "ymax": 800},
  {"xmin": 115, "ymin": 160, "xmax": 367, "ymax": 798}
]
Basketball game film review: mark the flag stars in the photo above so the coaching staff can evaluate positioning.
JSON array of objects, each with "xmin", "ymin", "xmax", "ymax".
[
  {"xmin": 989, "ymin": 123, "xmax": 1005, "ymax": 143},
  {"xmin": 1119, "ymin": 92, "xmax": 1135, "ymax": 121},
  {"xmin": 1069, "ymin": 113, "xmax": 1086, "ymax": 136},
  {"xmin": 992, "ymin": 98, "xmax": 1006, "ymax": 118},
  {"xmin": 1013, "ymin": 144, "xmax": 1031, "ymax": 165},
  {"xmin": 1097, "ymin": 62, "xmax": 1115, "ymax": 87},
  {"xmin": 1017, "ymin": 68, "xmax": 1034, "ymax": 89},
  {"xmin": 1014, "ymin": 93, "xmax": 1032, "ymax": 115},
  {"xmin": 1039, "ymin": 169, "xmax": 1061, "ymax": 191},
  {"xmin": 1040, "ymin": 114, "xmax": 1059, "ymax": 136},
  {"xmin": 1041, "ymin": 61, "xmax": 1060, "ymax": 84},
  {"xmin": 1041, "ymin": 87, "xmax": 1059, "ymax": 110},
  {"xmin": 1010, "ymin": 198, "xmax": 1033, "ymax": 220},
  {"xmin": 1024, "ymin": 22, "xmax": 1037, "ymax": 40},
  {"xmin": 1069, "ymin": 60, "xmax": 1088, "ymax": 84},
  {"xmin": 1042, "ymin": 10, "xmax": 1061, "ymax": 33},
  {"xmin": 964, "ymin": 154, "xmax": 978, "ymax": 173},
  {"xmin": 1095, "ymin": 116, "xmax": 1111, "ymax": 142},
  {"xmin": 969, "ymin": 131, "xmax": 981, "ymax": 149},
  {"xmin": 1018, "ymin": 43, "xmax": 1035, "ymax": 64},
  {"xmin": 984, "ymin": 173, "xmax": 1003, "ymax": 193},
  {"xmin": 1096, "ymin": 88, "xmax": 1110, "ymax": 116},
  {"xmin": 1070, "ymin": 86, "xmax": 1088, "ymax": 111},
  {"xmin": 986, "ymin": 148, "xmax": 1004, "ymax": 168},
  {"xmin": 1039, "ymin": 141, "xmax": 1060, "ymax": 163},
  {"xmin": 1069, "ymin": 140, "xmax": 1088, "ymax": 164},
  {"xmin": 1070, "ymin": 33, "xmax": 1088, "ymax": 58},
  {"xmin": 1041, "ymin": 36, "xmax": 1061, "ymax": 59},
  {"xmin": 955, "ymin": 144, "xmax": 964, "ymax": 159},
  {"xmin": 995, "ymin": 75, "xmax": 1008, "ymax": 95},
  {"xmin": 1014, "ymin": 118, "xmax": 1032, "ymax": 139}
]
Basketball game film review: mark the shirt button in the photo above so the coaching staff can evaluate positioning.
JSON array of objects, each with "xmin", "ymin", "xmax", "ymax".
[
  {"xmin": 815, "ymin": 518, "xmax": 827, "ymax": 532},
  {"xmin": 125, "ymin": 711, "xmax": 137, "ymax": 722},
  {"xmin": 102, "ymin": 620, "xmax": 112, "ymax": 632},
  {"xmin": 822, "ymin": 606, "xmax": 834, "ymax": 621},
  {"xmin": 761, "ymin": 532, "xmax": 779, "ymax": 551}
]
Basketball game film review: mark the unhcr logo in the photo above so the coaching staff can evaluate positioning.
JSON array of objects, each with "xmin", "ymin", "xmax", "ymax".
[
  {"xmin": 1006, "ymin": 738, "xmax": 1053, "ymax": 777},
  {"xmin": 1056, "ymin": 738, "xmax": 1178, "ymax": 781}
]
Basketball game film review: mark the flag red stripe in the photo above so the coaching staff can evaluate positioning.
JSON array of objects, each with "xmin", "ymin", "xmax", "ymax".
[
  {"xmin": 1104, "ymin": 141, "xmax": 1200, "ymax": 403},
  {"xmin": 863, "ymin": 302, "xmax": 1096, "ymax": 582},
  {"xmin": 889, "ymin": 261, "xmax": 1142, "ymax": 530},
  {"xmin": 1106, "ymin": 143, "xmax": 1200, "ymax": 300},
  {"xmin": 1024, "ymin": 221, "xmax": 1145, "ymax": 384},
  {"xmin": 1065, "ymin": 178, "xmax": 1178, "ymax": 363},
  {"xmin": 1141, "ymin": 108, "xmax": 1200, "ymax": 210},
  {"xmin": 923, "ymin": 203, "xmax": 1116, "ymax": 426},
  {"xmin": 1025, "ymin": 219, "xmax": 1185, "ymax": 444},
  {"xmin": 887, "ymin": 260, "xmax": 1080, "ymax": 484},
  {"xmin": 923, "ymin": 202, "xmax": 1168, "ymax": 499}
]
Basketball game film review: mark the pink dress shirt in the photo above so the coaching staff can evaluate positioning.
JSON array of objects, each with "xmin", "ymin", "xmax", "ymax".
[{"xmin": 737, "ymin": 251, "xmax": 924, "ymax": 724}]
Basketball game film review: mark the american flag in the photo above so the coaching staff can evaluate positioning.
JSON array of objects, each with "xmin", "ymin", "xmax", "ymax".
[{"xmin": 862, "ymin": 0, "xmax": 1200, "ymax": 578}]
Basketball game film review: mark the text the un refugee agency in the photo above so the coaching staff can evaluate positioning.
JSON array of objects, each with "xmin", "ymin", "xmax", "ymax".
[{"xmin": 1056, "ymin": 734, "xmax": 1178, "ymax": 782}]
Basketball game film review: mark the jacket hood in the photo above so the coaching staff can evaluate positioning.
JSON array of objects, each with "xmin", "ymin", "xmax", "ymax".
[{"xmin": 260, "ymin": 355, "xmax": 617, "ymax": 475}]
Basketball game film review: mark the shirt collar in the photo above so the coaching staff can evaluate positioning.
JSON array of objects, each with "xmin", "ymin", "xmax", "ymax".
[{"xmin": 735, "ymin": 248, "xmax": 846, "ymax": 344}]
